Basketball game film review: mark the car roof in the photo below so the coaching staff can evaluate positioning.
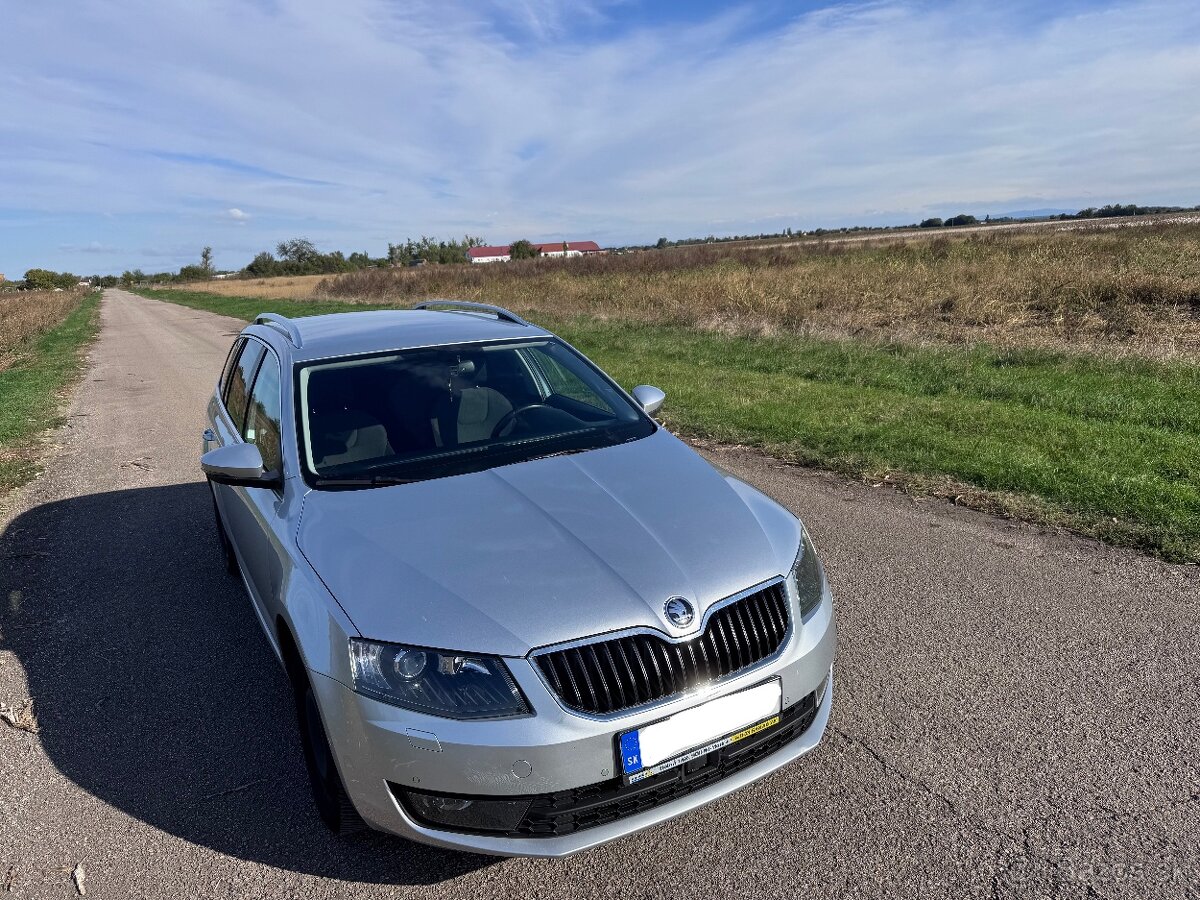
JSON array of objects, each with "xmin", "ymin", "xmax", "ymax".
[{"xmin": 242, "ymin": 307, "xmax": 554, "ymax": 362}]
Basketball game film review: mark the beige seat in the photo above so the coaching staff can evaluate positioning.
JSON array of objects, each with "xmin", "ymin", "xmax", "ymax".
[
  {"xmin": 314, "ymin": 412, "xmax": 392, "ymax": 468},
  {"xmin": 447, "ymin": 386, "xmax": 513, "ymax": 444},
  {"xmin": 429, "ymin": 359, "xmax": 514, "ymax": 446}
]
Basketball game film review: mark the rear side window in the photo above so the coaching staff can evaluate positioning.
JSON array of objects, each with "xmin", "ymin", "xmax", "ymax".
[
  {"xmin": 244, "ymin": 352, "xmax": 283, "ymax": 475},
  {"xmin": 224, "ymin": 340, "xmax": 266, "ymax": 430},
  {"xmin": 218, "ymin": 338, "xmax": 245, "ymax": 399}
]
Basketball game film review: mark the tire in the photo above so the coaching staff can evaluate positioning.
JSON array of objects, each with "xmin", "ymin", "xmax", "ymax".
[
  {"xmin": 296, "ymin": 677, "xmax": 366, "ymax": 835},
  {"xmin": 208, "ymin": 485, "xmax": 238, "ymax": 574}
]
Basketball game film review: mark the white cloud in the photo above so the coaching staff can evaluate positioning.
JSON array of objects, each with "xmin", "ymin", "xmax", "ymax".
[
  {"xmin": 1, "ymin": 0, "xmax": 1198, "ymax": 273},
  {"xmin": 57, "ymin": 241, "xmax": 117, "ymax": 254}
]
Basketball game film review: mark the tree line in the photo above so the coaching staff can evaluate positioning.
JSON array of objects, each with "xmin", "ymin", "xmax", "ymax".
[{"xmin": 642, "ymin": 202, "xmax": 1200, "ymax": 250}]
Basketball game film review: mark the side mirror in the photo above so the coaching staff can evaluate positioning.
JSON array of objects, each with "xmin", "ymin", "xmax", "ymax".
[
  {"xmin": 631, "ymin": 384, "xmax": 666, "ymax": 416},
  {"xmin": 201, "ymin": 443, "xmax": 280, "ymax": 488}
]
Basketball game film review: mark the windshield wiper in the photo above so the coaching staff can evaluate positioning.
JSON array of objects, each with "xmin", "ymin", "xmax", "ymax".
[
  {"xmin": 525, "ymin": 447, "xmax": 590, "ymax": 463},
  {"xmin": 313, "ymin": 475, "xmax": 419, "ymax": 488}
]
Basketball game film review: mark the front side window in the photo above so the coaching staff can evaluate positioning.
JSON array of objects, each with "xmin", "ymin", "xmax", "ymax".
[
  {"xmin": 525, "ymin": 345, "xmax": 616, "ymax": 414},
  {"xmin": 244, "ymin": 351, "xmax": 283, "ymax": 475},
  {"xmin": 225, "ymin": 340, "xmax": 266, "ymax": 430},
  {"xmin": 297, "ymin": 339, "xmax": 654, "ymax": 485}
]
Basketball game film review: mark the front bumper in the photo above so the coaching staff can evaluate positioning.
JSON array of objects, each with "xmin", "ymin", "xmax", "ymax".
[{"xmin": 310, "ymin": 588, "xmax": 836, "ymax": 857}]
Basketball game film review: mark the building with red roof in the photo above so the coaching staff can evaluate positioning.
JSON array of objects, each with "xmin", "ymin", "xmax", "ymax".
[{"xmin": 468, "ymin": 241, "xmax": 603, "ymax": 263}]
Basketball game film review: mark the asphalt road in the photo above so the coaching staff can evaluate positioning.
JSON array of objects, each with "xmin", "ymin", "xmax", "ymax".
[{"xmin": 1, "ymin": 289, "xmax": 1197, "ymax": 899}]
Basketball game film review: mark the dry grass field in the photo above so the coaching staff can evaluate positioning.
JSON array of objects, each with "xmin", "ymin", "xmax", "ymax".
[
  {"xmin": 166, "ymin": 274, "xmax": 329, "ymax": 300},
  {"xmin": 317, "ymin": 224, "xmax": 1200, "ymax": 359},
  {"xmin": 0, "ymin": 289, "xmax": 99, "ymax": 496},
  {"xmin": 164, "ymin": 218, "xmax": 1200, "ymax": 360},
  {"xmin": 0, "ymin": 290, "xmax": 87, "ymax": 370}
]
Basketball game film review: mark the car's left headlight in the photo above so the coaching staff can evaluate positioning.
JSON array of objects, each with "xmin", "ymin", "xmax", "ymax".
[
  {"xmin": 348, "ymin": 639, "xmax": 531, "ymax": 719},
  {"xmin": 791, "ymin": 527, "xmax": 828, "ymax": 618}
]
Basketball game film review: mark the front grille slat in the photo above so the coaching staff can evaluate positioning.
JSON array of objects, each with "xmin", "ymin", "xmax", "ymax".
[
  {"xmin": 585, "ymin": 645, "xmax": 613, "ymax": 714},
  {"xmin": 732, "ymin": 600, "xmax": 760, "ymax": 662},
  {"xmin": 571, "ymin": 648, "xmax": 600, "ymax": 712},
  {"xmin": 656, "ymin": 640, "xmax": 680, "ymax": 696},
  {"xmin": 599, "ymin": 643, "xmax": 628, "ymax": 712},
  {"xmin": 612, "ymin": 639, "xmax": 641, "ymax": 707},
  {"xmin": 717, "ymin": 608, "xmax": 741, "ymax": 671},
  {"xmin": 636, "ymin": 637, "xmax": 665, "ymax": 699},
  {"xmin": 553, "ymin": 653, "xmax": 581, "ymax": 709},
  {"xmin": 535, "ymin": 581, "xmax": 790, "ymax": 716},
  {"xmin": 751, "ymin": 591, "xmax": 777, "ymax": 647},
  {"xmin": 768, "ymin": 587, "xmax": 788, "ymax": 641}
]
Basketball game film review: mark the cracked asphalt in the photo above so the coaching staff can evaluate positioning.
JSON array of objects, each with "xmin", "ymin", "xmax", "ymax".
[{"xmin": 0, "ymin": 289, "xmax": 1197, "ymax": 898}]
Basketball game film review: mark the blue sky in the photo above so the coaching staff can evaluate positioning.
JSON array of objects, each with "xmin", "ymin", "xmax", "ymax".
[{"xmin": 2, "ymin": 0, "xmax": 1198, "ymax": 276}]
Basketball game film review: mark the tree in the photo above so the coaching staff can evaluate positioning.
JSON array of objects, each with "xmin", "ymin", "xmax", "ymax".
[
  {"xmin": 919, "ymin": 218, "xmax": 943, "ymax": 228},
  {"xmin": 246, "ymin": 252, "xmax": 278, "ymax": 278},
  {"xmin": 508, "ymin": 239, "xmax": 540, "ymax": 260},
  {"xmin": 655, "ymin": 237, "xmax": 669, "ymax": 249},
  {"xmin": 276, "ymin": 238, "xmax": 317, "ymax": 264},
  {"xmin": 200, "ymin": 246, "xmax": 214, "ymax": 273},
  {"xmin": 944, "ymin": 214, "xmax": 978, "ymax": 227},
  {"xmin": 178, "ymin": 264, "xmax": 210, "ymax": 281},
  {"xmin": 23, "ymin": 268, "xmax": 58, "ymax": 289}
]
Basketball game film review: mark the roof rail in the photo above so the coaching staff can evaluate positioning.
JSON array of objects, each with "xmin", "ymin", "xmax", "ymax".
[
  {"xmin": 412, "ymin": 300, "xmax": 531, "ymax": 327},
  {"xmin": 254, "ymin": 313, "xmax": 304, "ymax": 348}
]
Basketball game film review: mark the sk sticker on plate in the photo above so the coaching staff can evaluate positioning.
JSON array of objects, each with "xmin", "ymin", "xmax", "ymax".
[{"xmin": 620, "ymin": 730, "xmax": 642, "ymax": 775}]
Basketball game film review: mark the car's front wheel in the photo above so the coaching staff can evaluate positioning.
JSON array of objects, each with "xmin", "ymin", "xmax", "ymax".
[{"xmin": 296, "ymin": 677, "xmax": 365, "ymax": 835}]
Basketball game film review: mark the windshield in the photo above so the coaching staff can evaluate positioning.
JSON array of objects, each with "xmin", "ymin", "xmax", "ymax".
[{"xmin": 297, "ymin": 338, "xmax": 655, "ymax": 485}]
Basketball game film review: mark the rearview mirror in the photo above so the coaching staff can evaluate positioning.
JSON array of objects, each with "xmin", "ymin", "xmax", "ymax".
[
  {"xmin": 631, "ymin": 384, "xmax": 666, "ymax": 416},
  {"xmin": 201, "ymin": 443, "xmax": 280, "ymax": 488}
]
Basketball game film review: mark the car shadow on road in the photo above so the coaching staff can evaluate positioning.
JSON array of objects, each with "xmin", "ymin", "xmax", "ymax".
[{"xmin": 0, "ymin": 481, "xmax": 494, "ymax": 885}]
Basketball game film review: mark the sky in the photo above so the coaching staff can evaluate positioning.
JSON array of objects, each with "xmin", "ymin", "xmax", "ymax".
[{"xmin": 2, "ymin": 0, "xmax": 1198, "ymax": 276}]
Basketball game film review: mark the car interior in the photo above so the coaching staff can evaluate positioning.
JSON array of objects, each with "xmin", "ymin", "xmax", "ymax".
[{"xmin": 303, "ymin": 345, "xmax": 622, "ymax": 473}]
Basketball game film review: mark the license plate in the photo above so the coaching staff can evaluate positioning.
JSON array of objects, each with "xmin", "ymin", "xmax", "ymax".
[{"xmin": 617, "ymin": 679, "xmax": 782, "ymax": 785}]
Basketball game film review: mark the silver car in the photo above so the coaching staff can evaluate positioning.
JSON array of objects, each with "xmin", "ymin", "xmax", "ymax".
[{"xmin": 201, "ymin": 301, "xmax": 836, "ymax": 857}]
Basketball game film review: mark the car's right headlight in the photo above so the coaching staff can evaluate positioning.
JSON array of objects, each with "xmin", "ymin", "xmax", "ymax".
[
  {"xmin": 791, "ymin": 527, "xmax": 827, "ymax": 618},
  {"xmin": 348, "ymin": 639, "xmax": 531, "ymax": 719}
]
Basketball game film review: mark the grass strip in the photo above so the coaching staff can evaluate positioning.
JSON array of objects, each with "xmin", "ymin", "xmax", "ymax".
[
  {"xmin": 0, "ymin": 291, "xmax": 101, "ymax": 494},
  {"xmin": 135, "ymin": 288, "xmax": 1200, "ymax": 562}
]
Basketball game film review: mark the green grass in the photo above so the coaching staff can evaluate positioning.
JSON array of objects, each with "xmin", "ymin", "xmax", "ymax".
[
  {"xmin": 135, "ymin": 288, "xmax": 1200, "ymax": 562},
  {"xmin": 0, "ymin": 291, "xmax": 101, "ymax": 493}
]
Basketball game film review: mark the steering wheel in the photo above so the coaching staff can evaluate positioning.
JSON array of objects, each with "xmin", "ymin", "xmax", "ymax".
[{"xmin": 491, "ymin": 403, "xmax": 551, "ymax": 438}]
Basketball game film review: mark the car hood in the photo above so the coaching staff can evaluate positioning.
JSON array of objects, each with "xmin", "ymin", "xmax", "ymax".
[{"xmin": 297, "ymin": 429, "xmax": 802, "ymax": 657}]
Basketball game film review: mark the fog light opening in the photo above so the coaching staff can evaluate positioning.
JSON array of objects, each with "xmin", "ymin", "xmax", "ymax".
[{"xmin": 397, "ymin": 786, "xmax": 533, "ymax": 834}]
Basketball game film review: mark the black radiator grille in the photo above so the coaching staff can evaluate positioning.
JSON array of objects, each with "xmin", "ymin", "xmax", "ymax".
[{"xmin": 534, "ymin": 581, "xmax": 790, "ymax": 716}]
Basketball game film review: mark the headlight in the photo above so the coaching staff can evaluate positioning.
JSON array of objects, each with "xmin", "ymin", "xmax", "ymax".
[
  {"xmin": 348, "ymin": 639, "xmax": 531, "ymax": 719},
  {"xmin": 791, "ymin": 527, "xmax": 827, "ymax": 618}
]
